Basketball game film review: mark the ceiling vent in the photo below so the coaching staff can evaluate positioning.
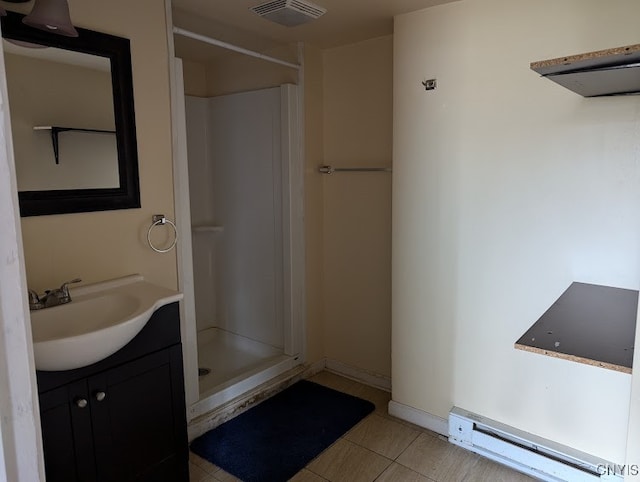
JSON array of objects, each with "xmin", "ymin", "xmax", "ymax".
[{"xmin": 250, "ymin": 0, "xmax": 326, "ymax": 27}]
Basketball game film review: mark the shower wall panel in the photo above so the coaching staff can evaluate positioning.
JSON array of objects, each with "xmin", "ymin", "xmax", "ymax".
[
  {"xmin": 185, "ymin": 88, "xmax": 285, "ymax": 349},
  {"xmin": 185, "ymin": 96, "xmax": 217, "ymax": 332},
  {"xmin": 209, "ymin": 88, "xmax": 284, "ymax": 349}
]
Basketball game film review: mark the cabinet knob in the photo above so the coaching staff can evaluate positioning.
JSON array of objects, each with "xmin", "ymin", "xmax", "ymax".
[
  {"xmin": 75, "ymin": 398, "xmax": 88, "ymax": 409},
  {"xmin": 94, "ymin": 391, "xmax": 107, "ymax": 402}
]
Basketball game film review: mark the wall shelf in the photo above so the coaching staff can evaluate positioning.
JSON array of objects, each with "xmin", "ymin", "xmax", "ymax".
[
  {"xmin": 515, "ymin": 282, "xmax": 638, "ymax": 373},
  {"xmin": 192, "ymin": 224, "xmax": 224, "ymax": 234},
  {"xmin": 531, "ymin": 43, "xmax": 640, "ymax": 97},
  {"xmin": 34, "ymin": 125, "xmax": 116, "ymax": 164}
]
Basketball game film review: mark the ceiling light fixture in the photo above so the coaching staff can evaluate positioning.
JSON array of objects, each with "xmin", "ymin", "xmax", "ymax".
[{"xmin": 23, "ymin": 0, "xmax": 78, "ymax": 37}]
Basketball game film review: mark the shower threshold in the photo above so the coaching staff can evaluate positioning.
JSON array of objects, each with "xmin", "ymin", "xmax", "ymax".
[{"xmin": 189, "ymin": 328, "xmax": 299, "ymax": 420}]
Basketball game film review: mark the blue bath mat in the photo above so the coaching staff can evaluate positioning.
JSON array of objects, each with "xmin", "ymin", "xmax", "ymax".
[{"xmin": 190, "ymin": 380, "xmax": 375, "ymax": 482}]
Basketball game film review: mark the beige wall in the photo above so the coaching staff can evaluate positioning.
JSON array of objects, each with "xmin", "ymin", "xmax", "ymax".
[
  {"xmin": 182, "ymin": 59, "xmax": 207, "ymax": 97},
  {"xmin": 7, "ymin": 54, "xmax": 117, "ymax": 191},
  {"xmin": 322, "ymin": 36, "xmax": 393, "ymax": 377},
  {"xmin": 17, "ymin": 0, "xmax": 177, "ymax": 293},
  {"xmin": 304, "ymin": 44, "xmax": 325, "ymax": 364},
  {"xmin": 181, "ymin": 52, "xmax": 296, "ymax": 98},
  {"xmin": 205, "ymin": 51, "xmax": 297, "ymax": 98},
  {"xmin": 393, "ymin": 0, "xmax": 640, "ymax": 463}
]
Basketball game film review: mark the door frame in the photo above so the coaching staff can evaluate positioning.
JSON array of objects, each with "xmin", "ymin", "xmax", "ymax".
[{"xmin": 0, "ymin": 21, "xmax": 45, "ymax": 481}]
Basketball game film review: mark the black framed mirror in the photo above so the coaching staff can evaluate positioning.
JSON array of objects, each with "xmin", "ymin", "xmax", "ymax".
[{"xmin": 1, "ymin": 11, "xmax": 140, "ymax": 217}]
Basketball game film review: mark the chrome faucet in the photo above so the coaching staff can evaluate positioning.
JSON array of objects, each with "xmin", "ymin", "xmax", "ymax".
[
  {"xmin": 28, "ymin": 289, "xmax": 44, "ymax": 310},
  {"xmin": 29, "ymin": 278, "xmax": 82, "ymax": 310}
]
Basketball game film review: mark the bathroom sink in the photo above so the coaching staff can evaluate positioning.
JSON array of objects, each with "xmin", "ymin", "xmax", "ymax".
[{"xmin": 31, "ymin": 275, "xmax": 183, "ymax": 371}]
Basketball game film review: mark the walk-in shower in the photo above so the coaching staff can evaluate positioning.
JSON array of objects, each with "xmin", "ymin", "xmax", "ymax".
[{"xmin": 177, "ymin": 82, "xmax": 303, "ymax": 419}]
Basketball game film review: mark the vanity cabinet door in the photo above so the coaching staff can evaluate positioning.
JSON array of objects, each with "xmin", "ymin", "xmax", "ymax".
[
  {"xmin": 89, "ymin": 346, "xmax": 188, "ymax": 482},
  {"xmin": 39, "ymin": 380, "xmax": 97, "ymax": 482}
]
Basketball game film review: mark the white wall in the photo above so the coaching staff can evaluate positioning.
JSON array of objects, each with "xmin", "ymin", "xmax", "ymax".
[
  {"xmin": 0, "ymin": 33, "xmax": 44, "ymax": 482},
  {"xmin": 627, "ymin": 299, "xmax": 640, "ymax": 480},
  {"xmin": 393, "ymin": 0, "xmax": 640, "ymax": 463}
]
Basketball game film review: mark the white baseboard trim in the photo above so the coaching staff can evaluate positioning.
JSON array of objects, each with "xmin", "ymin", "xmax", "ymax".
[
  {"xmin": 307, "ymin": 357, "xmax": 327, "ymax": 376},
  {"xmin": 388, "ymin": 400, "xmax": 448, "ymax": 436},
  {"xmin": 324, "ymin": 358, "xmax": 391, "ymax": 391}
]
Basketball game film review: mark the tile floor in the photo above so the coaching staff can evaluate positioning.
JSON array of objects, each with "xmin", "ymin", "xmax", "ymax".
[{"xmin": 188, "ymin": 371, "xmax": 534, "ymax": 482}]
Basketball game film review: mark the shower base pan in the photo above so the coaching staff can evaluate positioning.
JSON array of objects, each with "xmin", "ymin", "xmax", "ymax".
[{"xmin": 190, "ymin": 327, "xmax": 298, "ymax": 419}]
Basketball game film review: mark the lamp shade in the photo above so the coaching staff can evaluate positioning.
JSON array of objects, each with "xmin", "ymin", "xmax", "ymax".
[{"xmin": 23, "ymin": 0, "xmax": 78, "ymax": 37}]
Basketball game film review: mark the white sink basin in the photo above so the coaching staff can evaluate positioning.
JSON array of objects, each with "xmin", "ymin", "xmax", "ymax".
[{"xmin": 31, "ymin": 275, "xmax": 183, "ymax": 371}]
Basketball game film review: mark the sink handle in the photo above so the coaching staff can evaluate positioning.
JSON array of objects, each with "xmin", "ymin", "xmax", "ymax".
[
  {"xmin": 28, "ymin": 289, "xmax": 40, "ymax": 303},
  {"xmin": 28, "ymin": 289, "xmax": 44, "ymax": 310},
  {"xmin": 60, "ymin": 278, "xmax": 82, "ymax": 299}
]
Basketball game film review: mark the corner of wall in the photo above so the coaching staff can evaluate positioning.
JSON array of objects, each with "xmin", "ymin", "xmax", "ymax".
[{"xmin": 302, "ymin": 43, "xmax": 325, "ymax": 364}]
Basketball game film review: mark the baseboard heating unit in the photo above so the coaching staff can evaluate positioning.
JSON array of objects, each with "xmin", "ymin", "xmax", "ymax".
[{"xmin": 449, "ymin": 407, "xmax": 623, "ymax": 481}]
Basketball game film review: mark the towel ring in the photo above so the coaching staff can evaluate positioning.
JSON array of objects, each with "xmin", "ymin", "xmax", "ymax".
[{"xmin": 147, "ymin": 214, "xmax": 178, "ymax": 253}]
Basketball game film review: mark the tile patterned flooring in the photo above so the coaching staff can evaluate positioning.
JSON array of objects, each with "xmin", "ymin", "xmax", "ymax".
[{"xmin": 189, "ymin": 371, "xmax": 534, "ymax": 482}]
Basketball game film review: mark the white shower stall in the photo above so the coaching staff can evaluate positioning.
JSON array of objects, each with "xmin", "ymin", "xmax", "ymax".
[{"xmin": 174, "ymin": 80, "xmax": 304, "ymax": 419}]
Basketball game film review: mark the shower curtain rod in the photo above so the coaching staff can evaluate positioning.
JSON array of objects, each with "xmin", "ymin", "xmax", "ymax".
[{"xmin": 173, "ymin": 27, "xmax": 301, "ymax": 71}]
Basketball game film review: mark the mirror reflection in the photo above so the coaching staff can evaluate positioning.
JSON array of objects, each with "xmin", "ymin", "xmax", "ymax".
[
  {"xmin": 4, "ymin": 43, "xmax": 119, "ymax": 191},
  {"xmin": 1, "ymin": 10, "xmax": 140, "ymax": 217}
]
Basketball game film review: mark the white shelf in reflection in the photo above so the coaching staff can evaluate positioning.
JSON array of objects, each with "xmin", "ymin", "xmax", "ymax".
[{"xmin": 192, "ymin": 225, "xmax": 224, "ymax": 234}]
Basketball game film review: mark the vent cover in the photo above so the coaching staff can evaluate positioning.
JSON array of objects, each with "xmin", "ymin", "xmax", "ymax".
[{"xmin": 250, "ymin": 0, "xmax": 326, "ymax": 27}]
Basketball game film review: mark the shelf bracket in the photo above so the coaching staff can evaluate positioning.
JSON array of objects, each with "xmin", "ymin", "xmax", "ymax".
[{"xmin": 34, "ymin": 126, "xmax": 116, "ymax": 164}]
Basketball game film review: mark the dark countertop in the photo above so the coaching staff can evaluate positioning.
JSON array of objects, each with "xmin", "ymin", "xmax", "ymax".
[{"xmin": 515, "ymin": 282, "xmax": 638, "ymax": 373}]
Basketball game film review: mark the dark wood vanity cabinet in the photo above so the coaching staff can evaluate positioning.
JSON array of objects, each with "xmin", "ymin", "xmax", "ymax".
[{"xmin": 37, "ymin": 303, "xmax": 189, "ymax": 482}]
